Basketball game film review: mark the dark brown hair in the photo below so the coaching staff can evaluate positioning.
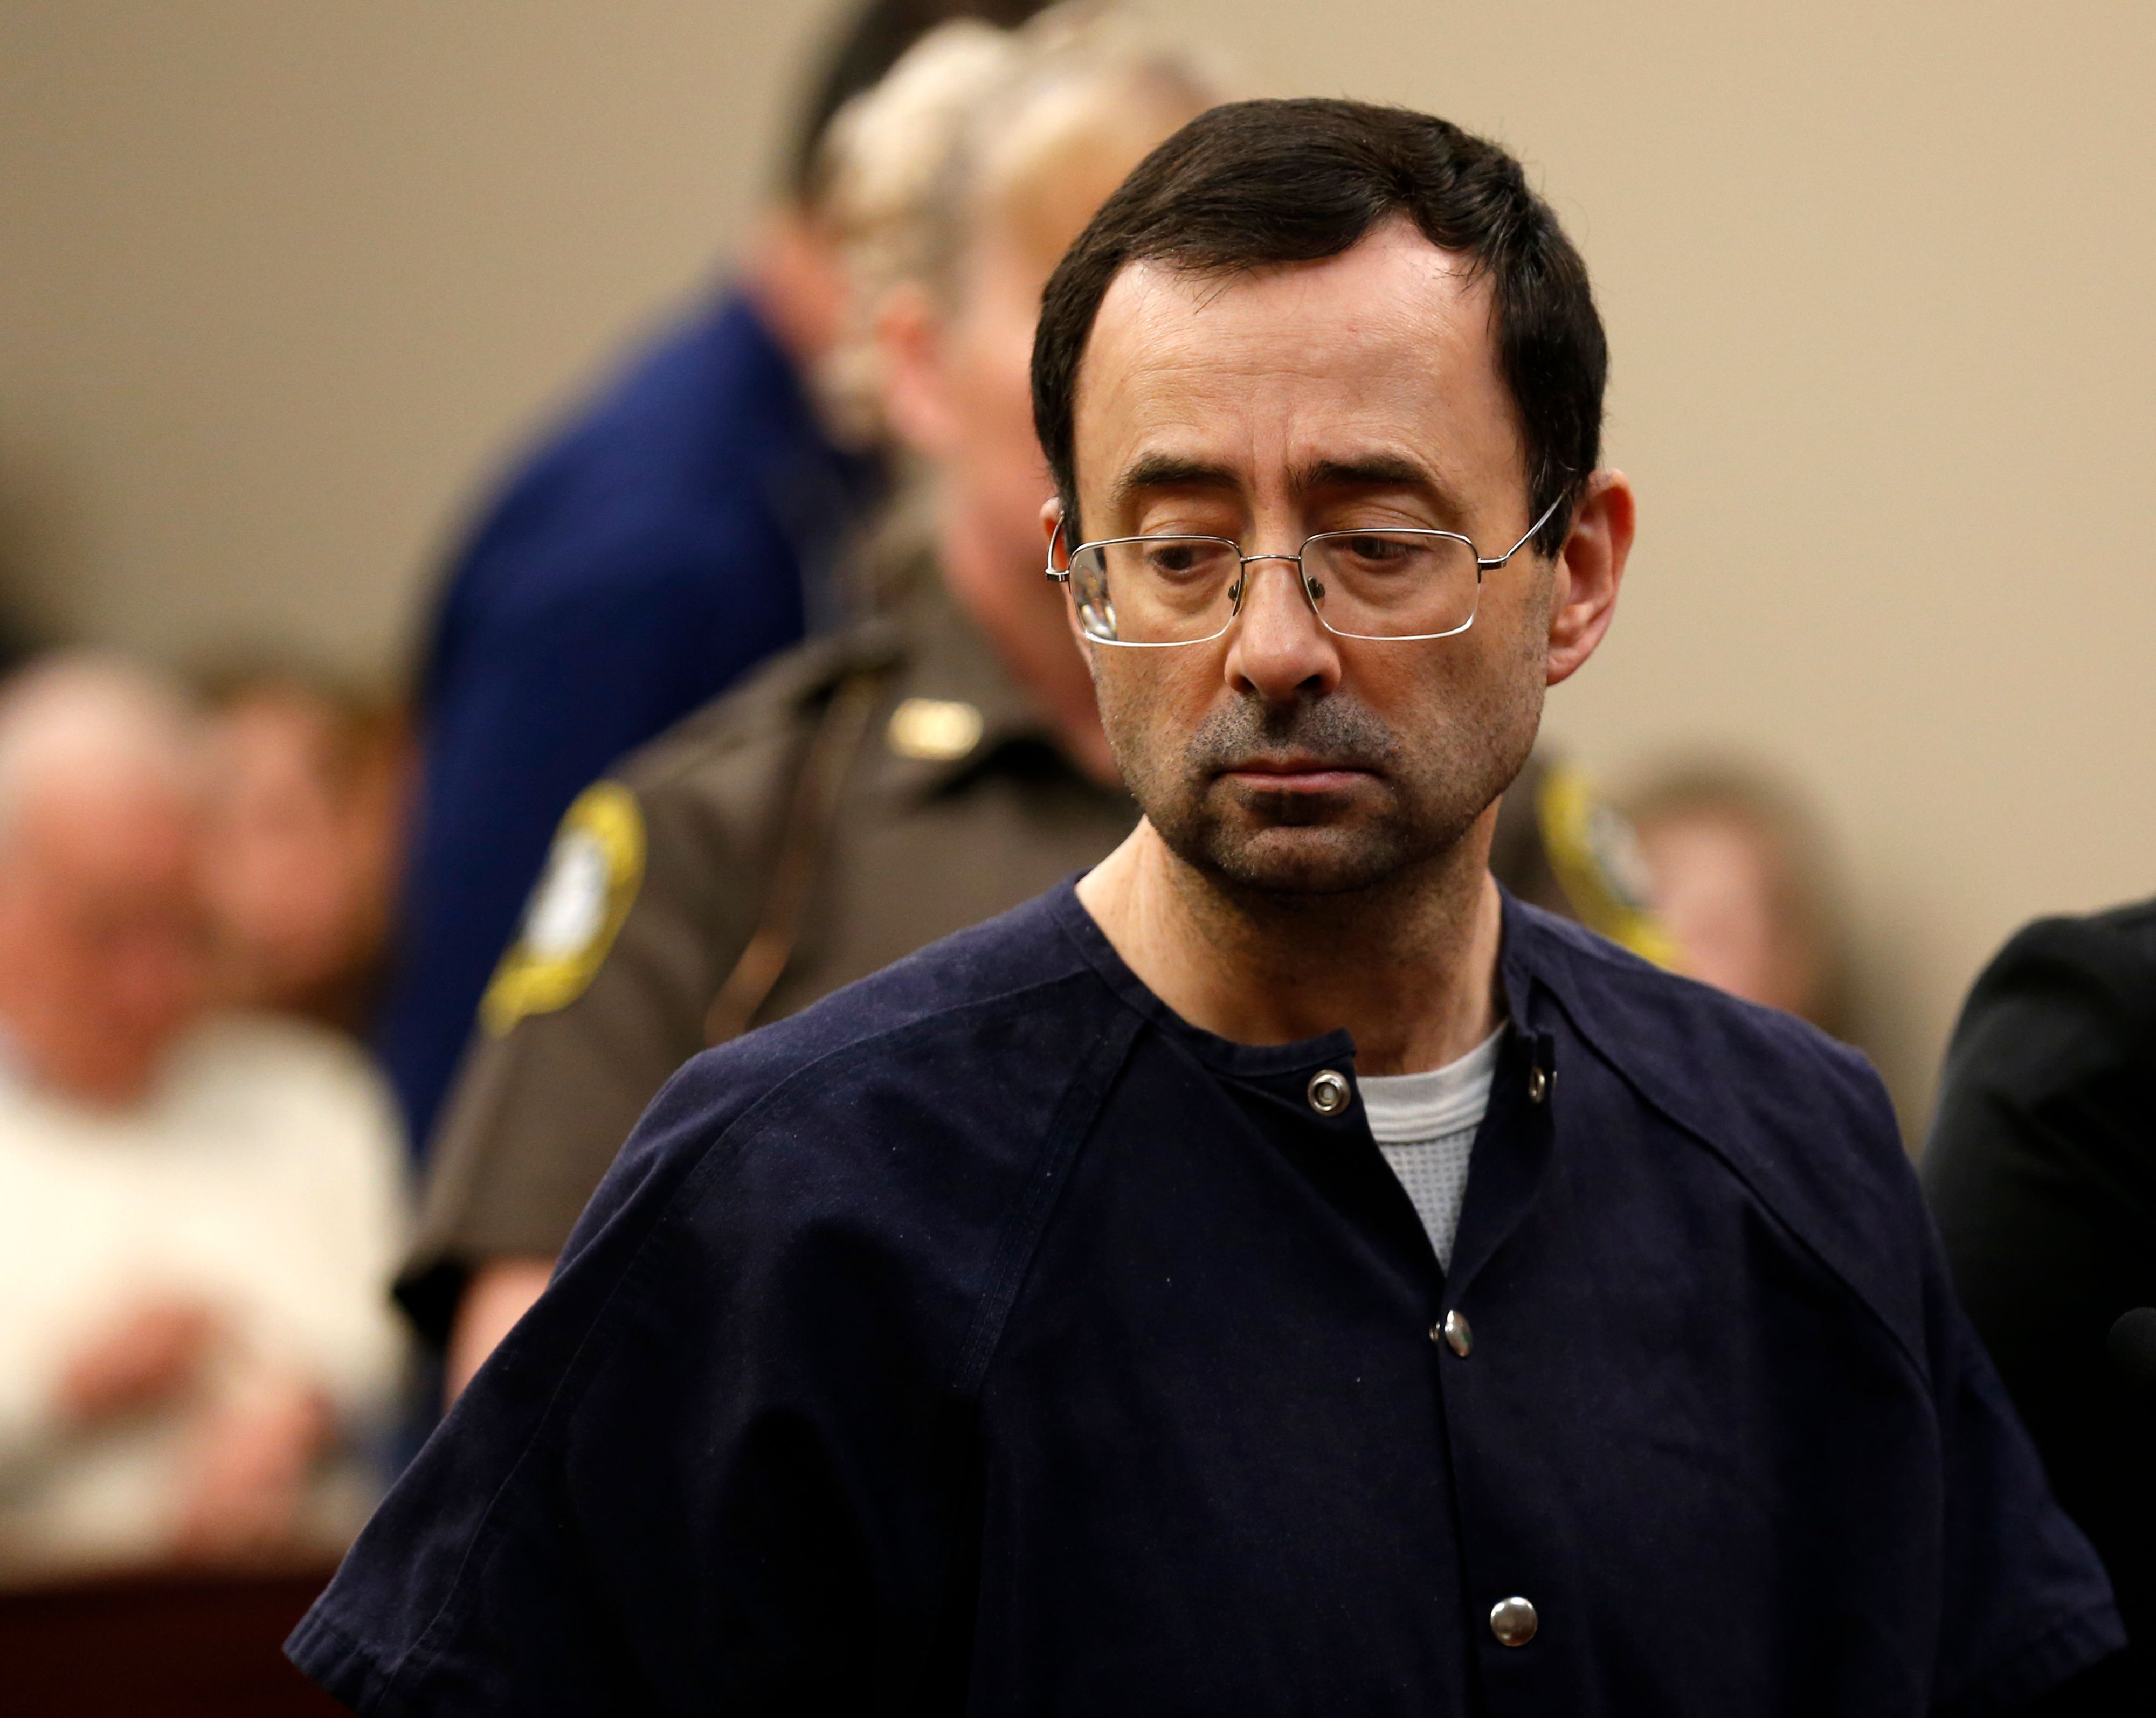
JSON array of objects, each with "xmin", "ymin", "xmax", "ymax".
[{"xmin": 1031, "ymin": 98, "xmax": 1606, "ymax": 553}]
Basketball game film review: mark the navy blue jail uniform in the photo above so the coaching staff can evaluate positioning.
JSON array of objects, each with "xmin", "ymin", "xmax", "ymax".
[
  {"xmin": 296, "ymin": 884, "xmax": 2120, "ymax": 1715},
  {"xmin": 376, "ymin": 288, "xmax": 879, "ymax": 1154}
]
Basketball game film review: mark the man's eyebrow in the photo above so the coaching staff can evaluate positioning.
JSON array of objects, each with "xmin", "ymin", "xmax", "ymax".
[
  {"xmin": 1296, "ymin": 454, "xmax": 1485, "ymax": 531},
  {"xmin": 1293, "ymin": 455, "xmax": 1463, "ymax": 510},
  {"xmin": 1105, "ymin": 451, "xmax": 1475, "ymax": 524},
  {"xmin": 1109, "ymin": 454, "xmax": 1241, "ymax": 514}
]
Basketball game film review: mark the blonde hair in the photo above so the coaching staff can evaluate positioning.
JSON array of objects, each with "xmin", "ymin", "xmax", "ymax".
[{"xmin": 813, "ymin": 3, "xmax": 1231, "ymax": 437}]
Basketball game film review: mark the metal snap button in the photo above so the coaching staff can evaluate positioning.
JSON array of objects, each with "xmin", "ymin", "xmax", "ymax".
[
  {"xmin": 1489, "ymin": 1595, "xmax": 1538, "ymax": 1647},
  {"xmin": 1306, "ymin": 1069, "xmax": 1351, "ymax": 1116},
  {"xmin": 1440, "ymin": 1310, "xmax": 1472, "ymax": 1357},
  {"xmin": 1526, "ymin": 1065, "xmax": 1550, "ymax": 1104}
]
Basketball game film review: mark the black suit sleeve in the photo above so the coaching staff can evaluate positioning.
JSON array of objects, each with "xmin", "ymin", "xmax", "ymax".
[{"xmin": 1922, "ymin": 899, "xmax": 2156, "ymax": 1712}]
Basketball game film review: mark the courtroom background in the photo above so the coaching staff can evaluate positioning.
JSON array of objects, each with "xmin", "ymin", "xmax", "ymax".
[{"xmin": 2, "ymin": 1, "xmax": 2150, "ymax": 1131}]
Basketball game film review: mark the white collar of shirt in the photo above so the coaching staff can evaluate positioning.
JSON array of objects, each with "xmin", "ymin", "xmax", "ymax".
[{"xmin": 1357, "ymin": 1026, "xmax": 1505, "ymax": 1144}]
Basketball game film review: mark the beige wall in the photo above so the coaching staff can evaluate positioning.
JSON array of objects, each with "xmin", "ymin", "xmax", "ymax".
[{"xmin": 3, "ymin": 1, "xmax": 2152, "ymax": 1129}]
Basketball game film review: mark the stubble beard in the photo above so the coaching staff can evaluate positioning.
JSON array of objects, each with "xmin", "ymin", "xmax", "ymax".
[{"xmin": 1100, "ymin": 668, "xmax": 1542, "ymax": 905}]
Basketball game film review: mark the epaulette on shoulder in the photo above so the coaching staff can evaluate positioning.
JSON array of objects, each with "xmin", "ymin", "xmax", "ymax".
[{"xmin": 617, "ymin": 618, "xmax": 907, "ymax": 798}]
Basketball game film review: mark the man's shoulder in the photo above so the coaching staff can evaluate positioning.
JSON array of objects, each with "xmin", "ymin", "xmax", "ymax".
[
  {"xmin": 612, "ymin": 620, "xmax": 907, "ymax": 809},
  {"xmin": 572, "ymin": 291, "xmax": 791, "ymax": 440},
  {"xmin": 499, "ymin": 292, "xmax": 787, "ymax": 500},
  {"xmin": 664, "ymin": 891, "xmax": 1102, "ymax": 1135},
  {"xmin": 473, "ymin": 622, "xmax": 906, "ymax": 948},
  {"xmin": 617, "ymin": 608, "xmax": 893, "ymax": 767},
  {"xmin": 1969, "ymin": 895, "xmax": 2156, "ymax": 1038},
  {"xmin": 443, "ymin": 294, "xmax": 819, "ymax": 607},
  {"xmin": 1939, "ymin": 893, "xmax": 2156, "ymax": 1121},
  {"xmin": 565, "ymin": 889, "xmax": 1118, "ymax": 1256},
  {"xmin": 1513, "ymin": 900, "xmax": 1925, "ymax": 1348},
  {"xmin": 1518, "ymin": 898, "xmax": 1879, "ymax": 1111}
]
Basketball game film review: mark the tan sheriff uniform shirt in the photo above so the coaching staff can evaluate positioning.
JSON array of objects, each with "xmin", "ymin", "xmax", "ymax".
[
  {"xmin": 400, "ymin": 558, "xmax": 1139, "ymax": 1338},
  {"xmin": 400, "ymin": 551, "xmax": 1670, "ymax": 1341}
]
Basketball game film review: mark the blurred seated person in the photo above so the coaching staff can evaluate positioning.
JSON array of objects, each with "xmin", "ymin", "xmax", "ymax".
[
  {"xmin": 1623, "ymin": 758, "xmax": 1852, "ymax": 1036},
  {"xmin": 1924, "ymin": 899, "xmax": 2156, "ymax": 1713},
  {"xmin": 200, "ymin": 668, "xmax": 412, "ymax": 1035},
  {"xmin": 406, "ymin": 8, "xmax": 1670, "ymax": 1402},
  {"xmin": 0, "ymin": 657, "xmax": 409, "ymax": 1587},
  {"xmin": 377, "ymin": 0, "xmax": 1051, "ymax": 1160}
]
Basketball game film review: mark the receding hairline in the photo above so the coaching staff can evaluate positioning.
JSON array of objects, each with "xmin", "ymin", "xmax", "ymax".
[
  {"xmin": 1071, "ymin": 227, "xmax": 1512, "ymax": 534},
  {"xmin": 1032, "ymin": 97, "xmax": 1608, "ymax": 558},
  {"xmin": 0, "ymin": 656, "xmax": 206, "ymax": 849}
]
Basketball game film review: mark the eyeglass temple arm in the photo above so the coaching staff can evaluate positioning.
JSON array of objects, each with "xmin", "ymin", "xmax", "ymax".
[
  {"xmin": 1045, "ymin": 516, "xmax": 1072, "ymax": 583},
  {"xmin": 1480, "ymin": 492, "xmax": 1569, "ymax": 569}
]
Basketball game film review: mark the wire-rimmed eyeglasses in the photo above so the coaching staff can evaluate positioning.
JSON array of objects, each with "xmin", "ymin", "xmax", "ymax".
[{"xmin": 1045, "ymin": 494, "xmax": 1564, "ymax": 647}]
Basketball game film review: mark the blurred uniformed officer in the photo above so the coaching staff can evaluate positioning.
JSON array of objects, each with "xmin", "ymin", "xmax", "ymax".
[
  {"xmin": 401, "ymin": 10, "xmax": 1671, "ymax": 1396},
  {"xmin": 375, "ymin": 0, "xmax": 1052, "ymax": 1159}
]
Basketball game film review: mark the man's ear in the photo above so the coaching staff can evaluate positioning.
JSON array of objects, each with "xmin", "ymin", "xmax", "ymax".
[
  {"xmin": 1042, "ymin": 498, "xmax": 1098, "ymax": 667},
  {"xmin": 1545, "ymin": 470, "xmax": 1636, "ymax": 688},
  {"xmin": 874, "ymin": 281, "xmax": 951, "ymax": 459}
]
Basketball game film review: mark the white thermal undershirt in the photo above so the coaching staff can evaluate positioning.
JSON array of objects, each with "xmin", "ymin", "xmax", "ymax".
[{"xmin": 1357, "ymin": 1027, "xmax": 1504, "ymax": 1271}]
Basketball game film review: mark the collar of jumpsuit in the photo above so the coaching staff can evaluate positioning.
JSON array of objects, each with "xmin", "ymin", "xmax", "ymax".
[{"xmin": 293, "ymin": 881, "xmax": 2120, "ymax": 1715}]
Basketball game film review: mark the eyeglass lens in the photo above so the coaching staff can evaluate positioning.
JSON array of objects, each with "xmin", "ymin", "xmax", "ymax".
[{"xmin": 1067, "ymin": 532, "xmax": 1480, "ymax": 644}]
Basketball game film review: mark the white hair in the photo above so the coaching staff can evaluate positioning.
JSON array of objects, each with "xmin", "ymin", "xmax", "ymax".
[
  {"xmin": 812, "ymin": 3, "xmax": 1235, "ymax": 438},
  {"xmin": 0, "ymin": 653, "xmax": 206, "ymax": 852}
]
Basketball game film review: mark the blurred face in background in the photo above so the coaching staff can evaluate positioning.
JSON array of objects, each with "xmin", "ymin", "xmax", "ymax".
[
  {"xmin": 877, "ymin": 88, "xmax": 1207, "ymax": 757},
  {"xmin": 0, "ymin": 768, "xmax": 209, "ymax": 1105},
  {"xmin": 1632, "ymin": 798, "xmax": 1840, "ymax": 1030},
  {"xmin": 201, "ymin": 683, "xmax": 409, "ymax": 1021},
  {"xmin": 743, "ymin": 202, "xmax": 855, "ymax": 377},
  {"xmin": 885, "ymin": 189, "xmax": 1077, "ymax": 589}
]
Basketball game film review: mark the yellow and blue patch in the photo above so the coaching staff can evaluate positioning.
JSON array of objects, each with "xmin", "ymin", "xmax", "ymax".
[
  {"xmin": 1536, "ymin": 763, "xmax": 1682, "ymax": 969},
  {"xmin": 480, "ymin": 780, "xmax": 646, "ymax": 1036}
]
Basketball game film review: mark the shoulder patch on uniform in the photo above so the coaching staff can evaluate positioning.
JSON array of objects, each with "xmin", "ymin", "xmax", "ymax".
[
  {"xmin": 1535, "ymin": 762, "xmax": 1683, "ymax": 969},
  {"xmin": 480, "ymin": 780, "xmax": 646, "ymax": 1037}
]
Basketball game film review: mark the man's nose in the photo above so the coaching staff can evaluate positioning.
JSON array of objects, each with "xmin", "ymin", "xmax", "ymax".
[{"xmin": 1223, "ymin": 556, "xmax": 1342, "ymax": 703}]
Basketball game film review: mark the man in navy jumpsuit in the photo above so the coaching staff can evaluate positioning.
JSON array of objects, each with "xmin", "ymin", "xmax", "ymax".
[{"xmin": 295, "ymin": 99, "xmax": 2122, "ymax": 1713}]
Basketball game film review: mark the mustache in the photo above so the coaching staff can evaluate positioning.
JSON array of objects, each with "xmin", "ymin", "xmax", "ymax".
[{"xmin": 1185, "ymin": 695, "xmax": 1401, "ymax": 776}]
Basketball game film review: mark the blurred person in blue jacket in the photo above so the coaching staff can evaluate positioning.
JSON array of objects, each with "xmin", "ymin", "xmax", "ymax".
[{"xmin": 378, "ymin": 0, "xmax": 1049, "ymax": 1156}]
